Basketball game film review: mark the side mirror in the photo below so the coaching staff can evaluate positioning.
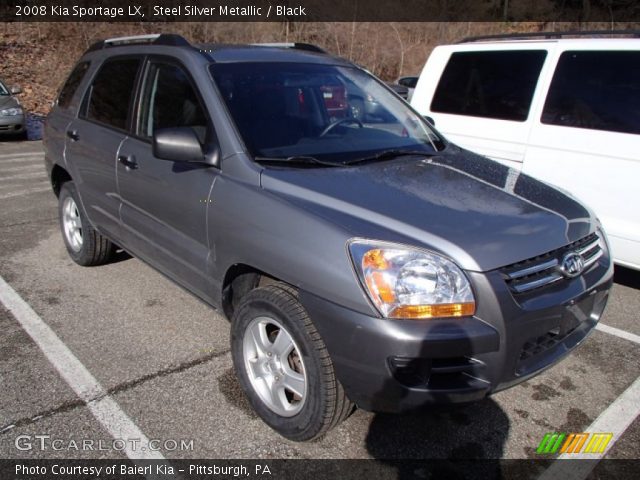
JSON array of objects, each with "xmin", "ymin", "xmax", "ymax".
[
  {"xmin": 153, "ymin": 127, "xmax": 205, "ymax": 163},
  {"xmin": 10, "ymin": 86, "xmax": 22, "ymax": 95},
  {"xmin": 399, "ymin": 77, "xmax": 418, "ymax": 88},
  {"xmin": 424, "ymin": 116, "xmax": 435, "ymax": 127}
]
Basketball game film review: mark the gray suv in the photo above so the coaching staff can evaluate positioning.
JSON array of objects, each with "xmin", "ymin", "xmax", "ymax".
[{"xmin": 44, "ymin": 34, "xmax": 613, "ymax": 441}]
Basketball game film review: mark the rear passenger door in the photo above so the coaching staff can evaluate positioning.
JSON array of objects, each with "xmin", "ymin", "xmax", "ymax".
[
  {"xmin": 524, "ymin": 48, "xmax": 640, "ymax": 268},
  {"xmin": 45, "ymin": 61, "xmax": 91, "ymax": 172},
  {"xmin": 415, "ymin": 48, "xmax": 548, "ymax": 168},
  {"xmin": 117, "ymin": 57, "xmax": 218, "ymax": 299},
  {"xmin": 64, "ymin": 56, "xmax": 142, "ymax": 241}
]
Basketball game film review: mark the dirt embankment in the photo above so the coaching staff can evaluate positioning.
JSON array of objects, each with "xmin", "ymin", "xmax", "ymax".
[{"xmin": 1, "ymin": 21, "xmax": 633, "ymax": 117}]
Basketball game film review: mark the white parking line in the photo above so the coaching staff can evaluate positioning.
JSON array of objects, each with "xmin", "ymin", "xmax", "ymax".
[
  {"xmin": 538, "ymin": 375, "xmax": 640, "ymax": 479},
  {"xmin": 0, "ymin": 185, "xmax": 51, "ymax": 200},
  {"xmin": 0, "ymin": 156, "xmax": 44, "ymax": 164},
  {"xmin": 0, "ymin": 171, "xmax": 47, "ymax": 181},
  {"xmin": 0, "ymin": 275, "xmax": 165, "ymax": 460},
  {"xmin": 0, "ymin": 152, "xmax": 44, "ymax": 163},
  {"xmin": 1, "ymin": 164, "xmax": 45, "ymax": 173},
  {"xmin": 596, "ymin": 323, "xmax": 640, "ymax": 345},
  {"xmin": 0, "ymin": 152, "xmax": 44, "ymax": 159}
]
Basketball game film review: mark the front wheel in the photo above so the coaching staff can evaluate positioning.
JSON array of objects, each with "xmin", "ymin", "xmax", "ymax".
[{"xmin": 231, "ymin": 283, "xmax": 353, "ymax": 441}]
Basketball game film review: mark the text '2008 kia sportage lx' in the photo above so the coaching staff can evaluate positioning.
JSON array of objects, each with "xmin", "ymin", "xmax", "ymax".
[{"xmin": 44, "ymin": 34, "xmax": 613, "ymax": 441}]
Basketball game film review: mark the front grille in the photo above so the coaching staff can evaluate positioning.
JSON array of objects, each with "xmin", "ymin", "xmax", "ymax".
[{"xmin": 501, "ymin": 232, "xmax": 603, "ymax": 294}]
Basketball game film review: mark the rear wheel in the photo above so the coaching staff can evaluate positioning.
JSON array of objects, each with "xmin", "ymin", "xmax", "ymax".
[
  {"xmin": 58, "ymin": 182, "xmax": 114, "ymax": 266},
  {"xmin": 231, "ymin": 283, "xmax": 353, "ymax": 441}
]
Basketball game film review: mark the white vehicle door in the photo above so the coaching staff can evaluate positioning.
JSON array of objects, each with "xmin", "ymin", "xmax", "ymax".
[
  {"xmin": 524, "ymin": 45, "xmax": 640, "ymax": 269},
  {"xmin": 412, "ymin": 45, "xmax": 551, "ymax": 169}
]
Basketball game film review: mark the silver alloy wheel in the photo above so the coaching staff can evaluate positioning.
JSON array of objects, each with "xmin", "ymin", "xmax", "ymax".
[
  {"xmin": 242, "ymin": 316, "xmax": 307, "ymax": 417},
  {"xmin": 62, "ymin": 196, "xmax": 83, "ymax": 252}
]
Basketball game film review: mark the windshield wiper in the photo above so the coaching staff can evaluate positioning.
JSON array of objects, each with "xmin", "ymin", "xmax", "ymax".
[
  {"xmin": 343, "ymin": 149, "xmax": 438, "ymax": 165},
  {"xmin": 255, "ymin": 150, "xmax": 439, "ymax": 168},
  {"xmin": 254, "ymin": 156, "xmax": 342, "ymax": 167}
]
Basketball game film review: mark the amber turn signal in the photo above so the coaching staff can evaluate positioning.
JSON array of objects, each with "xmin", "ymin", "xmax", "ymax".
[{"xmin": 390, "ymin": 302, "xmax": 476, "ymax": 319}]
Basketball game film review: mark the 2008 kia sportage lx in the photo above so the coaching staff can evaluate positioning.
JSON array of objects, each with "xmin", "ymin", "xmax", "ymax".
[{"xmin": 44, "ymin": 34, "xmax": 613, "ymax": 441}]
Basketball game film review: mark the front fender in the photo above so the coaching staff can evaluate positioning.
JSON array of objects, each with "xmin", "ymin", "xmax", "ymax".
[{"xmin": 208, "ymin": 174, "xmax": 376, "ymax": 316}]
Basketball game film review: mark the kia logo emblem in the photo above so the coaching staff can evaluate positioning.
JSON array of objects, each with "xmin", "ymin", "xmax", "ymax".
[{"xmin": 560, "ymin": 252, "xmax": 584, "ymax": 278}]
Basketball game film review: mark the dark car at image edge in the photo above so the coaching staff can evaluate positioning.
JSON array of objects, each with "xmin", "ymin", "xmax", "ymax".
[{"xmin": 43, "ymin": 34, "xmax": 613, "ymax": 441}]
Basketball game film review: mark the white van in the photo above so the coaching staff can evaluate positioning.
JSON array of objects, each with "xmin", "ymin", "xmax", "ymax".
[{"xmin": 411, "ymin": 32, "xmax": 640, "ymax": 270}]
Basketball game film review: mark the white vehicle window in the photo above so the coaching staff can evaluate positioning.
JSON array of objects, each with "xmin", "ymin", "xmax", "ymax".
[
  {"xmin": 541, "ymin": 50, "xmax": 640, "ymax": 135},
  {"xmin": 431, "ymin": 50, "xmax": 547, "ymax": 122}
]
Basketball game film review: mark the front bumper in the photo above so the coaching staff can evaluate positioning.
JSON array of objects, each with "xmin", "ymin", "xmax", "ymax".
[
  {"xmin": 0, "ymin": 114, "xmax": 26, "ymax": 135},
  {"xmin": 300, "ymin": 250, "xmax": 613, "ymax": 413}
]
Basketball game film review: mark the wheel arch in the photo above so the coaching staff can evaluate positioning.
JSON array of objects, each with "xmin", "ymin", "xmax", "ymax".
[
  {"xmin": 50, "ymin": 164, "xmax": 72, "ymax": 197},
  {"xmin": 221, "ymin": 263, "xmax": 285, "ymax": 320}
]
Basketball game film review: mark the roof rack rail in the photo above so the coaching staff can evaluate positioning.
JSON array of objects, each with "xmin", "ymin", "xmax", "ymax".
[
  {"xmin": 86, "ymin": 33, "xmax": 191, "ymax": 52},
  {"xmin": 250, "ymin": 42, "xmax": 327, "ymax": 53},
  {"xmin": 459, "ymin": 29, "xmax": 640, "ymax": 43}
]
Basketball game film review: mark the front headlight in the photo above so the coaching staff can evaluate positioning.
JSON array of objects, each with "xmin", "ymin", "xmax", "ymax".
[
  {"xmin": 0, "ymin": 107, "xmax": 23, "ymax": 116},
  {"xmin": 348, "ymin": 240, "xmax": 475, "ymax": 319}
]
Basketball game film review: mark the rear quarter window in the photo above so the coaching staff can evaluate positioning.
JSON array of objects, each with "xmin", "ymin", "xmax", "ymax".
[
  {"xmin": 57, "ymin": 61, "xmax": 90, "ymax": 109},
  {"xmin": 430, "ymin": 50, "xmax": 547, "ymax": 122},
  {"xmin": 541, "ymin": 50, "xmax": 640, "ymax": 135}
]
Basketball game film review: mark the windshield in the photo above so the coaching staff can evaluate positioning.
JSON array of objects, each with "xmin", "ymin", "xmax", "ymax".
[
  {"xmin": 0, "ymin": 80, "xmax": 8, "ymax": 96},
  {"xmin": 209, "ymin": 62, "xmax": 442, "ymax": 163}
]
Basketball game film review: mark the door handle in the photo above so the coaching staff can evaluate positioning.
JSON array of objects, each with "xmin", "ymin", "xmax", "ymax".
[
  {"xmin": 118, "ymin": 154, "xmax": 138, "ymax": 170},
  {"xmin": 66, "ymin": 130, "xmax": 79, "ymax": 141}
]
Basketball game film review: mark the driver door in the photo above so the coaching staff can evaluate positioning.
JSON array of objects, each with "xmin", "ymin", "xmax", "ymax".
[{"xmin": 117, "ymin": 57, "xmax": 218, "ymax": 299}]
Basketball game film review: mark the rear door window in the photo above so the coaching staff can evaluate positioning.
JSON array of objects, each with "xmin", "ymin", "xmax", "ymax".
[
  {"xmin": 541, "ymin": 50, "xmax": 640, "ymax": 135},
  {"xmin": 83, "ymin": 58, "xmax": 141, "ymax": 131},
  {"xmin": 430, "ymin": 50, "xmax": 547, "ymax": 121}
]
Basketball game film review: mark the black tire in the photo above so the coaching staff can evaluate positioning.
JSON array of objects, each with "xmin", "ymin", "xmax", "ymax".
[
  {"xmin": 58, "ymin": 182, "xmax": 114, "ymax": 266},
  {"xmin": 231, "ymin": 283, "xmax": 354, "ymax": 441}
]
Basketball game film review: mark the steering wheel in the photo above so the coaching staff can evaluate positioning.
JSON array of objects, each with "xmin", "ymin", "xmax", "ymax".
[{"xmin": 319, "ymin": 118, "xmax": 364, "ymax": 137}]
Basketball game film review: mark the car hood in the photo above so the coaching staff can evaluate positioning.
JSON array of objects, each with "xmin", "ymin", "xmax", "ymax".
[
  {"xmin": 260, "ymin": 147, "xmax": 595, "ymax": 272},
  {"xmin": 0, "ymin": 95, "xmax": 19, "ymax": 109}
]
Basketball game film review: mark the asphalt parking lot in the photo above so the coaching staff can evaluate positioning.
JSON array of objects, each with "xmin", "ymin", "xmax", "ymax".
[{"xmin": 0, "ymin": 140, "xmax": 638, "ymax": 468}]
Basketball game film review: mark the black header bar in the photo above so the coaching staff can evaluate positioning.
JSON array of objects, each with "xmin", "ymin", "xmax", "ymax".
[
  {"xmin": 3, "ymin": 0, "xmax": 640, "ymax": 22},
  {"xmin": 3, "ymin": 459, "xmax": 640, "ymax": 480}
]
